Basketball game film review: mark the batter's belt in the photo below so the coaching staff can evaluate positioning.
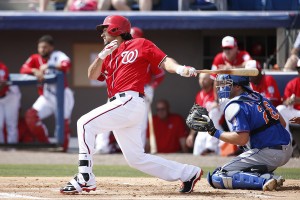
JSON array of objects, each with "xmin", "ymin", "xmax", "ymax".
[{"xmin": 109, "ymin": 91, "xmax": 144, "ymax": 102}]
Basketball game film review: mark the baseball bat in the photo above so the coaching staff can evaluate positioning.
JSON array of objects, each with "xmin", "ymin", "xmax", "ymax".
[
  {"xmin": 148, "ymin": 106, "xmax": 157, "ymax": 154},
  {"xmin": 196, "ymin": 68, "xmax": 259, "ymax": 76}
]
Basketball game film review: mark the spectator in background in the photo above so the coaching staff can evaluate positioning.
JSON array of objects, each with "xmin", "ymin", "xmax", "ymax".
[
  {"xmin": 20, "ymin": 35, "xmax": 74, "ymax": 152},
  {"xmin": 276, "ymin": 59, "xmax": 300, "ymax": 134},
  {"xmin": 245, "ymin": 60, "xmax": 281, "ymax": 107},
  {"xmin": 98, "ymin": 0, "xmax": 159, "ymax": 11},
  {"xmin": 283, "ymin": 32, "xmax": 300, "ymax": 71},
  {"xmin": 0, "ymin": 61, "xmax": 21, "ymax": 144},
  {"xmin": 39, "ymin": 0, "xmax": 67, "ymax": 11},
  {"xmin": 211, "ymin": 36, "xmax": 251, "ymax": 73},
  {"xmin": 180, "ymin": 0, "xmax": 217, "ymax": 11},
  {"xmin": 64, "ymin": 0, "xmax": 98, "ymax": 11},
  {"xmin": 186, "ymin": 73, "xmax": 219, "ymax": 156},
  {"xmin": 145, "ymin": 99, "xmax": 189, "ymax": 153}
]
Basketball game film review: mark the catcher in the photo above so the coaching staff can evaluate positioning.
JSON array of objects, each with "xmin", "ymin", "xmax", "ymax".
[{"xmin": 186, "ymin": 74, "xmax": 293, "ymax": 191}]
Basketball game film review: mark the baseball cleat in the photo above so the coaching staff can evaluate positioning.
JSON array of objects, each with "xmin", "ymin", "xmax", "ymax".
[
  {"xmin": 275, "ymin": 176, "xmax": 285, "ymax": 190},
  {"xmin": 60, "ymin": 173, "xmax": 96, "ymax": 194},
  {"xmin": 262, "ymin": 178, "xmax": 277, "ymax": 191},
  {"xmin": 179, "ymin": 169, "xmax": 203, "ymax": 193}
]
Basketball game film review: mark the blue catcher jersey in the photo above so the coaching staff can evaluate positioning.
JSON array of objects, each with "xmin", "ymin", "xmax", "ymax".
[{"xmin": 224, "ymin": 92, "xmax": 291, "ymax": 149}]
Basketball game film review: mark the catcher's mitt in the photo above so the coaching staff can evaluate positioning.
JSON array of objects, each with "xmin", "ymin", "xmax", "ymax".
[{"xmin": 186, "ymin": 104, "xmax": 217, "ymax": 135}]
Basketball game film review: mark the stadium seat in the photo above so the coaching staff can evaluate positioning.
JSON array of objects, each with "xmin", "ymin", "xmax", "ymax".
[
  {"xmin": 265, "ymin": 0, "xmax": 300, "ymax": 11},
  {"xmin": 227, "ymin": 0, "xmax": 264, "ymax": 11}
]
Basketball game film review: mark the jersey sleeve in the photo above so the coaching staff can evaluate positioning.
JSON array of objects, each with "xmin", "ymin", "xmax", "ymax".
[
  {"xmin": 283, "ymin": 80, "xmax": 295, "ymax": 100},
  {"xmin": 143, "ymin": 39, "xmax": 167, "ymax": 69},
  {"xmin": 211, "ymin": 53, "xmax": 223, "ymax": 79},
  {"xmin": 0, "ymin": 62, "xmax": 9, "ymax": 95},
  {"xmin": 0, "ymin": 62, "xmax": 9, "ymax": 81},
  {"xmin": 225, "ymin": 103, "xmax": 250, "ymax": 132},
  {"xmin": 267, "ymin": 76, "xmax": 282, "ymax": 106},
  {"xmin": 50, "ymin": 51, "xmax": 71, "ymax": 73},
  {"xmin": 20, "ymin": 55, "xmax": 36, "ymax": 74}
]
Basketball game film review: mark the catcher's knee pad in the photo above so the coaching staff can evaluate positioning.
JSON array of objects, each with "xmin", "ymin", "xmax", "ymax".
[{"xmin": 207, "ymin": 168, "xmax": 271, "ymax": 190}]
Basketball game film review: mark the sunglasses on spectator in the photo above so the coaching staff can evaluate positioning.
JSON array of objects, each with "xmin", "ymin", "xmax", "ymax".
[
  {"xmin": 223, "ymin": 47, "xmax": 233, "ymax": 50},
  {"xmin": 156, "ymin": 107, "xmax": 166, "ymax": 111}
]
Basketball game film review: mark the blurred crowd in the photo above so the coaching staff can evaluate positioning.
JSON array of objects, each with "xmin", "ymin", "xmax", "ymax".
[{"xmin": 0, "ymin": 0, "xmax": 298, "ymax": 12}]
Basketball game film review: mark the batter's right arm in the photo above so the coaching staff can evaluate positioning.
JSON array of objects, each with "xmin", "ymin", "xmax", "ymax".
[
  {"xmin": 160, "ymin": 57, "xmax": 197, "ymax": 77},
  {"xmin": 88, "ymin": 57, "xmax": 103, "ymax": 80}
]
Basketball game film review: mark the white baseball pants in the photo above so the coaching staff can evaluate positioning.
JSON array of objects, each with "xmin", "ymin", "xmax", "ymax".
[
  {"xmin": 77, "ymin": 91, "xmax": 200, "ymax": 182},
  {"xmin": 0, "ymin": 86, "xmax": 21, "ymax": 143}
]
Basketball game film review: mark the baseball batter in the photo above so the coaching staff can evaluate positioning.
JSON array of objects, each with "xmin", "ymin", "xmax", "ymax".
[
  {"xmin": 20, "ymin": 35, "xmax": 74, "ymax": 152},
  {"xmin": 0, "ymin": 62, "xmax": 21, "ymax": 144},
  {"xmin": 186, "ymin": 74, "xmax": 292, "ymax": 191},
  {"xmin": 95, "ymin": 26, "xmax": 165, "ymax": 153},
  {"xmin": 60, "ymin": 15, "xmax": 202, "ymax": 194}
]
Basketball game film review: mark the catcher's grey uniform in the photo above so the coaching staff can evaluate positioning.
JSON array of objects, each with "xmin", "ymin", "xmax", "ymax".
[{"xmin": 186, "ymin": 75, "xmax": 293, "ymax": 191}]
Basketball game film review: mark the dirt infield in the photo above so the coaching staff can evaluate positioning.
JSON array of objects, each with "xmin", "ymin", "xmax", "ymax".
[
  {"xmin": 0, "ymin": 177, "xmax": 299, "ymax": 200},
  {"xmin": 0, "ymin": 150, "xmax": 299, "ymax": 199}
]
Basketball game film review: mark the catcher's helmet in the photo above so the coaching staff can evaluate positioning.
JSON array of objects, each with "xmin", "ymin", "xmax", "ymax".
[
  {"xmin": 130, "ymin": 27, "xmax": 144, "ymax": 39},
  {"xmin": 216, "ymin": 74, "xmax": 251, "ymax": 100},
  {"xmin": 96, "ymin": 15, "xmax": 131, "ymax": 37}
]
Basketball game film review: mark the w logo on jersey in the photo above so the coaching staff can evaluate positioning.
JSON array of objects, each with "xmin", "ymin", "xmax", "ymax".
[{"xmin": 121, "ymin": 50, "xmax": 138, "ymax": 64}]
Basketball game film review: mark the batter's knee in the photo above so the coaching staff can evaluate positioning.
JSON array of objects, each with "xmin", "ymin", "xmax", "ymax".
[{"xmin": 124, "ymin": 151, "xmax": 147, "ymax": 168}]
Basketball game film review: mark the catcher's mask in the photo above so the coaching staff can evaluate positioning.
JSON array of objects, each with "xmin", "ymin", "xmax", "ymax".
[{"xmin": 216, "ymin": 74, "xmax": 251, "ymax": 102}]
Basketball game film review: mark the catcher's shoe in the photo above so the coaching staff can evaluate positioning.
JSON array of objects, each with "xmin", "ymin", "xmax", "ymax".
[
  {"xmin": 179, "ymin": 169, "xmax": 203, "ymax": 193},
  {"xmin": 262, "ymin": 178, "xmax": 277, "ymax": 191},
  {"xmin": 263, "ymin": 175, "xmax": 285, "ymax": 191},
  {"xmin": 60, "ymin": 173, "xmax": 96, "ymax": 194},
  {"xmin": 275, "ymin": 176, "xmax": 285, "ymax": 190}
]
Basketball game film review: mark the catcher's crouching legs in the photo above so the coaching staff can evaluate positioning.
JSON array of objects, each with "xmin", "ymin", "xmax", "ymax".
[
  {"xmin": 207, "ymin": 168, "xmax": 284, "ymax": 191},
  {"xmin": 60, "ymin": 154, "xmax": 96, "ymax": 194}
]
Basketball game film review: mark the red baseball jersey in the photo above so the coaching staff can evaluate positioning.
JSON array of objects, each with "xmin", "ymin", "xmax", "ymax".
[
  {"xmin": 211, "ymin": 50, "xmax": 251, "ymax": 79},
  {"xmin": 195, "ymin": 88, "xmax": 215, "ymax": 111},
  {"xmin": 250, "ymin": 75, "xmax": 282, "ymax": 107},
  {"xmin": 147, "ymin": 114, "xmax": 187, "ymax": 153},
  {"xmin": 283, "ymin": 77, "xmax": 300, "ymax": 110},
  {"xmin": 20, "ymin": 52, "xmax": 71, "ymax": 95},
  {"xmin": 99, "ymin": 38, "xmax": 166, "ymax": 98},
  {"xmin": 0, "ymin": 62, "xmax": 9, "ymax": 97}
]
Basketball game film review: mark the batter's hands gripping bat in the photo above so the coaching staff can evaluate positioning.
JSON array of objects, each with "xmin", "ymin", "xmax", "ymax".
[{"xmin": 196, "ymin": 68, "xmax": 259, "ymax": 76}]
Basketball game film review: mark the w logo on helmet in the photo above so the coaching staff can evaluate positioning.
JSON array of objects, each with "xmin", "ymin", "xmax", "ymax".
[{"xmin": 121, "ymin": 50, "xmax": 138, "ymax": 64}]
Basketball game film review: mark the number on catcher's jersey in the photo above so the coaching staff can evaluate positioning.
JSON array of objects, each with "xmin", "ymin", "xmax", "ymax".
[{"xmin": 257, "ymin": 101, "xmax": 280, "ymax": 124}]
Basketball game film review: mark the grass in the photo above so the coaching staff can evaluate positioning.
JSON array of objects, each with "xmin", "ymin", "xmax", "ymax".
[{"xmin": 0, "ymin": 165, "xmax": 299, "ymax": 179}]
